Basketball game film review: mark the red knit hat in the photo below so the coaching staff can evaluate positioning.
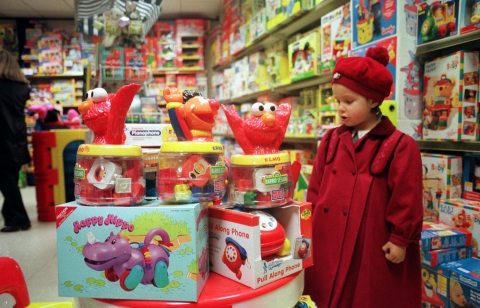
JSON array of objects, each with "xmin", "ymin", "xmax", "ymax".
[{"xmin": 332, "ymin": 47, "xmax": 393, "ymax": 104}]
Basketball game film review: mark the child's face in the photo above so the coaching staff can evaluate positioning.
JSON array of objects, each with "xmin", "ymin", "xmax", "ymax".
[
  {"xmin": 332, "ymin": 83, "xmax": 379, "ymax": 131},
  {"xmin": 451, "ymin": 281, "xmax": 467, "ymax": 307}
]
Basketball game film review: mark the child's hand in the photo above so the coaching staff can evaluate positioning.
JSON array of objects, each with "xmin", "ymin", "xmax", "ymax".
[{"xmin": 382, "ymin": 241, "xmax": 406, "ymax": 264}]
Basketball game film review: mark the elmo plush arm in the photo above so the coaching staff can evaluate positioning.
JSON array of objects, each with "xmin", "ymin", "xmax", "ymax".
[{"xmin": 221, "ymin": 104, "xmax": 254, "ymax": 152}]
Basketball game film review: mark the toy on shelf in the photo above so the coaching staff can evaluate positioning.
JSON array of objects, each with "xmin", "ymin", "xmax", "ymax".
[
  {"xmin": 79, "ymin": 84, "xmax": 141, "ymax": 144},
  {"xmin": 82, "ymin": 229, "xmax": 171, "ymax": 291},
  {"xmin": 158, "ymin": 87, "xmax": 226, "ymax": 204},
  {"xmin": 75, "ymin": 83, "xmax": 146, "ymax": 206},
  {"xmin": 222, "ymin": 102, "xmax": 300, "ymax": 208},
  {"xmin": 417, "ymin": 0, "xmax": 458, "ymax": 44}
]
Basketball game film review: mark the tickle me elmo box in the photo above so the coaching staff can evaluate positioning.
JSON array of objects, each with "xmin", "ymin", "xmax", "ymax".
[
  {"xmin": 56, "ymin": 200, "xmax": 209, "ymax": 301},
  {"xmin": 208, "ymin": 202, "xmax": 312, "ymax": 289},
  {"xmin": 438, "ymin": 198, "xmax": 480, "ymax": 257}
]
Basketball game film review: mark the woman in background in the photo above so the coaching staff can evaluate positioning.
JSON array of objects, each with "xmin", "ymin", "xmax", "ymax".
[{"xmin": 0, "ymin": 50, "xmax": 32, "ymax": 232}]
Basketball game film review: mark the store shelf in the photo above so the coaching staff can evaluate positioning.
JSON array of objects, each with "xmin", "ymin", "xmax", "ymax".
[
  {"xmin": 212, "ymin": 0, "xmax": 348, "ymax": 71},
  {"xmin": 26, "ymin": 73, "xmax": 84, "ymax": 78},
  {"xmin": 152, "ymin": 69, "xmax": 207, "ymax": 76},
  {"xmin": 220, "ymin": 73, "xmax": 332, "ymax": 104},
  {"xmin": 415, "ymin": 31, "xmax": 480, "ymax": 60},
  {"xmin": 219, "ymin": 134, "xmax": 318, "ymax": 144},
  {"xmin": 417, "ymin": 141, "xmax": 480, "ymax": 153}
]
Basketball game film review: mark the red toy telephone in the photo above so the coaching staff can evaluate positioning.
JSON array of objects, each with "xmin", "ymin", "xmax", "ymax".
[
  {"xmin": 222, "ymin": 237, "xmax": 247, "ymax": 280},
  {"xmin": 250, "ymin": 210, "xmax": 287, "ymax": 258}
]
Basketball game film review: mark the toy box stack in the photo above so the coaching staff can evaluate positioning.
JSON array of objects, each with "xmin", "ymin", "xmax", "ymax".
[
  {"xmin": 421, "ymin": 153, "xmax": 463, "ymax": 221},
  {"xmin": 422, "ymin": 50, "xmax": 479, "ymax": 141},
  {"xmin": 210, "ymin": 101, "xmax": 313, "ymax": 289},
  {"xmin": 439, "ymin": 198, "xmax": 480, "ymax": 257},
  {"xmin": 420, "ymin": 222, "xmax": 473, "ymax": 308},
  {"xmin": 56, "ymin": 84, "xmax": 209, "ymax": 302}
]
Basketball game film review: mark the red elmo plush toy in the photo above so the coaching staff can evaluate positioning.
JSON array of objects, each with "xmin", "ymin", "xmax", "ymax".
[{"xmin": 79, "ymin": 83, "xmax": 141, "ymax": 144}]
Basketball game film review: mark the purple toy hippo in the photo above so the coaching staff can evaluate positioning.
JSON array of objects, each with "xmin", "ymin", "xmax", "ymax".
[{"xmin": 82, "ymin": 228, "xmax": 171, "ymax": 291}]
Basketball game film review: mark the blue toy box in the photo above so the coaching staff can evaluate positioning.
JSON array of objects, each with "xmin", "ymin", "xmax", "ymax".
[
  {"xmin": 351, "ymin": 0, "xmax": 397, "ymax": 48},
  {"xmin": 56, "ymin": 200, "xmax": 209, "ymax": 301},
  {"xmin": 421, "ymin": 246, "xmax": 472, "ymax": 267},
  {"xmin": 444, "ymin": 258, "xmax": 480, "ymax": 308},
  {"xmin": 421, "ymin": 263, "xmax": 451, "ymax": 308},
  {"xmin": 417, "ymin": 0, "xmax": 459, "ymax": 45},
  {"xmin": 421, "ymin": 221, "xmax": 472, "ymax": 252}
]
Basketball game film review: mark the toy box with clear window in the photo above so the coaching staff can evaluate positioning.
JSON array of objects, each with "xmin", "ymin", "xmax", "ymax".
[
  {"xmin": 422, "ymin": 50, "xmax": 479, "ymax": 141},
  {"xmin": 463, "ymin": 153, "xmax": 480, "ymax": 201},
  {"xmin": 208, "ymin": 202, "xmax": 313, "ymax": 289},
  {"xmin": 459, "ymin": 0, "xmax": 480, "ymax": 34},
  {"xmin": 417, "ymin": 0, "xmax": 459, "ymax": 45},
  {"xmin": 320, "ymin": 3, "xmax": 352, "ymax": 74},
  {"xmin": 351, "ymin": 0, "xmax": 397, "ymax": 48},
  {"xmin": 287, "ymin": 30, "xmax": 321, "ymax": 82},
  {"xmin": 56, "ymin": 200, "xmax": 209, "ymax": 301},
  {"xmin": 438, "ymin": 198, "xmax": 480, "ymax": 256},
  {"xmin": 125, "ymin": 47, "xmax": 147, "ymax": 81},
  {"xmin": 175, "ymin": 19, "xmax": 205, "ymax": 37},
  {"xmin": 100, "ymin": 46, "xmax": 124, "ymax": 81},
  {"xmin": 421, "ymin": 154, "xmax": 462, "ymax": 221}
]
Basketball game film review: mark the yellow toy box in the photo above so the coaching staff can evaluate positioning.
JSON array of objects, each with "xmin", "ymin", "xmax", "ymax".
[{"xmin": 288, "ymin": 30, "xmax": 321, "ymax": 82}]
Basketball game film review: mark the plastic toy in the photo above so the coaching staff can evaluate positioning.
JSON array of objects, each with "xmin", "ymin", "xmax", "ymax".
[
  {"xmin": 164, "ymin": 87, "xmax": 220, "ymax": 142},
  {"xmin": 419, "ymin": 1, "xmax": 457, "ymax": 43},
  {"xmin": 79, "ymin": 83, "xmax": 141, "ymax": 144},
  {"xmin": 250, "ymin": 210, "xmax": 288, "ymax": 257},
  {"xmin": 157, "ymin": 142, "xmax": 226, "ymax": 203},
  {"xmin": 222, "ymin": 102, "xmax": 300, "ymax": 208},
  {"xmin": 82, "ymin": 229, "xmax": 171, "ymax": 291},
  {"xmin": 222, "ymin": 102, "xmax": 291, "ymax": 155},
  {"xmin": 473, "ymin": 0, "xmax": 480, "ymax": 23},
  {"xmin": 74, "ymin": 144, "xmax": 146, "ymax": 206}
]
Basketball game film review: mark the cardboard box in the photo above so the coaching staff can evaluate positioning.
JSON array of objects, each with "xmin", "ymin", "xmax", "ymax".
[
  {"xmin": 125, "ymin": 47, "xmax": 147, "ymax": 81},
  {"xmin": 463, "ymin": 153, "xmax": 480, "ymax": 201},
  {"xmin": 439, "ymin": 198, "xmax": 480, "ymax": 257},
  {"xmin": 351, "ymin": 0, "xmax": 397, "ymax": 48},
  {"xmin": 320, "ymin": 3, "xmax": 352, "ymax": 74},
  {"xmin": 421, "ymin": 154, "xmax": 463, "ymax": 221},
  {"xmin": 421, "ymin": 263, "xmax": 451, "ymax": 307},
  {"xmin": 422, "ymin": 50, "xmax": 479, "ymax": 141},
  {"xmin": 124, "ymin": 123, "xmax": 176, "ymax": 147},
  {"xmin": 421, "ymin": 221, "xmax": 472, "ymax": 252},
  {"xmin": 459, "ymin": 0, "xmax": 480, "ymax": 34},
  {"xmin": 444, "ymin": 258, "xmax": 480, "ymax": 307},
  {"xmin": 208, "ymin": 202, "xmax": 313, "ymax": 288},
  {"xmin": 287, "ymin": 30, "xmax": 321, "ymax": 82},
  {"xmin": 417, "ymin": 0, "xmax": 459, "ymax": 45},
  {"xmin": 56, "ymin": 201, "xmax": 209, "ymax": 301},
  {"xmin": 422, "ymin": 245, "xmax": 472, "ymax": 267},
  {"xmin": 100, "ymin": 46, "xmax": 124, "ymax": 81}
]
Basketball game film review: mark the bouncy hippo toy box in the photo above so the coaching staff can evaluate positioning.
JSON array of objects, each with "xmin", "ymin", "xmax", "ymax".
[
  {"xmin": 55, "ymin": 200, "xmax": 209, "ymax": 301},
  {"xmin": 208, "ymin": 202, "xmax": 312, "ymax": 289}
]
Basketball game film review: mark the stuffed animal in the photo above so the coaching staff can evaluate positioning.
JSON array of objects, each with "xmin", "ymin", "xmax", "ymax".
[{"xmin": 101, "ymin": 7, "xmax": 124, "ymax": 47}]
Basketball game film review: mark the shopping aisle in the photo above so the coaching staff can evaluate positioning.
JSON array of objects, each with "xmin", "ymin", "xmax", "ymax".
[{"xmin": 0, "ymin": 186, "xmax": 64, "ymax": 305}]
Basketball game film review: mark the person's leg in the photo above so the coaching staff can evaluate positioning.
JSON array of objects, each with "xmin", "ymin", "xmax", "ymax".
[{"xmin": 0, "ymin": 167, "xmax": 31, "ymax": 231}]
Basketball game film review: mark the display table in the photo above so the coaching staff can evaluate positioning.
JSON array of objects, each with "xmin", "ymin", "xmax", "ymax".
[{"xmin": 78, "ymin": 271, "xmax": 304, "ymax": 308}]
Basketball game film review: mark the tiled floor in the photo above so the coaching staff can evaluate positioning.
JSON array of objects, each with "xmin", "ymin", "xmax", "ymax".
[{"xmin": 0, "ymin": 186, "xmax": 66, "ymax": 306}]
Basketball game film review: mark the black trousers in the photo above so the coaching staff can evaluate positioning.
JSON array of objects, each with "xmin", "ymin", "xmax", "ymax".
[{"xmin": 0, "ymin": 167, "xmax": 30, "ymax": 226}]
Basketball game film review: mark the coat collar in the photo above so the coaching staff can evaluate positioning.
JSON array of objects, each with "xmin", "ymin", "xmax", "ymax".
[{"xmin": 335, "ymin": 116, "xmax": 396, "ymax": 138}]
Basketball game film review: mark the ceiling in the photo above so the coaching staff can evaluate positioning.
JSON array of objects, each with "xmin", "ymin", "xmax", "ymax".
[{"xmin": 0, "ymin": 0, "xmax": 223, "ymax": 20}]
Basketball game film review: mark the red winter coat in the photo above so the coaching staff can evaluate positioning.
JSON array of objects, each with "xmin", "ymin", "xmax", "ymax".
[{"xmin": 304, "ymin": 117, "xmax": 423, "ymax": 308}]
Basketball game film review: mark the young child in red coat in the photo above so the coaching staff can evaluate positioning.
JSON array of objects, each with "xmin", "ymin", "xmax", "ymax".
[{"xmin": 304, "ymin": 47, "xmax": 423, "ymax": 307}]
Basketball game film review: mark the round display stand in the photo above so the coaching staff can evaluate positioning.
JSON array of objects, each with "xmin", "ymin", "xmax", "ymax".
[{"xmin": 78, "ymin": 271, "xmax": 304, "ymax": 308}]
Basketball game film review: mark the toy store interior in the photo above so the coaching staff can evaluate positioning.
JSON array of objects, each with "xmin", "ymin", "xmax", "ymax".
[{"xmin": 1, "ymin": 0, "xmax": 480, "ymax": 307}]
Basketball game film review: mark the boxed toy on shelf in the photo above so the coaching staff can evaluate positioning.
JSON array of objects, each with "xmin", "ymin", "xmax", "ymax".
[
  {"xmin": 443, "ymin": 258, "xmax": 480, "ymax": 307},
  {"xmin": 288, "ymin": 29, "xmax": 321, "ymax": 82},
  {"xmin": 438, "ymin": 198, "xmax": 480, "ymax": 256},
  {"xmin": 417, "ymin": 0, "xmax": 459, "ymax": 45},
  {"xmin": 125, "ymin": 47, "xmax": 148, "ymax": 81},
  {"xmin": 56, "ymin": 200, "xmax": 209, "ymax": 301},
  {"xmin": 100, "ymin": 46, "xmax": 124, "ymax": 80},
  {"xmin": 422, "ymin": 50, "xmax": 479, "ymax": 141},
  {"xmin": 459, "ymin": 0, "xmax": 480, "ymax": 33},
  {"xmin": 421, "ymin": 262, "xmax": 451, "ymax": 307},
  {"xmin": 421, "ymin": 153, "xmax": 462, "ymax": 222},
  {"xmin": 463, "ymin": 153, "xmax": 480, "ymax": 201},
  {"xmin": 320, "ymin": 2, "xmax": 352, "ymax": 74}
]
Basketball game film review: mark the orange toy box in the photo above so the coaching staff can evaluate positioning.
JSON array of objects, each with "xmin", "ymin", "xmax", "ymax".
[{"xmin": 209, "ymin": 202, "xmax": 313, "ymax": 289}]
